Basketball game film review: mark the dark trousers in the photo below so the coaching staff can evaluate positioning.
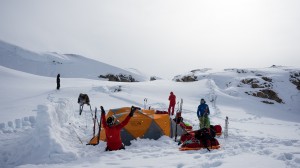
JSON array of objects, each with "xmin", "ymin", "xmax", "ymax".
[
  {"xmin": 168, "ymin": 104, "xmax": 175, "ymax": 115},
  {"xmin": 105, "ymin": 145, "xmax": 125, "ymax": 151}
]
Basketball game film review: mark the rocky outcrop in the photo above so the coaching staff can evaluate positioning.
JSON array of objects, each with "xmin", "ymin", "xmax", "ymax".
[
  {"xmin": 150, "ymin": 77, "xmax": 157, "ymax": 81},
  {"xmin": 245, "ymin": 89, "xmax": 283, "ymax": 104},
  {"xmin": 261, "ymin": 100, "xmax": 274, "ymax": 104},
  {"xmin": 290, "ymin": 71, "xmax": 300, "ymax": 90},
  {"xmin": 174, "ymin": 74, "xmax": 197, "ymax": 82},
  {"xmin": 262, "ymin": 76, "xmax": 272, "ymax": 82},
  {"xmin": 242, "ymin": 76, "xmax": 283, "ymax": 104},
  {"xmin": 224, "ymin": 68, "xmax": 254, "ymax": 74},
  {"xmin": 99, "ymin": 74, "xmax": 137, "ymax": 82},
  {"xmin": 173, "ymin": 68, "xmax": 211, "ymax": 82},
  {"xmin": 240, "ymin": 77, "xmax": 272, "ymax": 89},
  {"xmin": 150, "ymin": 76, "xmax": 162, "ymax": 81},
  {"xmin": 190, "ymin": 68, "xmax": 212, "ymax": 73}
]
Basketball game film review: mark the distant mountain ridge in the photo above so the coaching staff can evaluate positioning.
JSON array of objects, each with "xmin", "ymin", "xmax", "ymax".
[{"xmin": 0, "ymin": 40, "xmax": 148, "ymax": 81}]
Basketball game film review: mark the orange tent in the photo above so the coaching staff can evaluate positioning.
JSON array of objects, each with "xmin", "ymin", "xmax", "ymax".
[{"xmin": 88, "ymin": 107, "xmax": 187, "ymax": 145}]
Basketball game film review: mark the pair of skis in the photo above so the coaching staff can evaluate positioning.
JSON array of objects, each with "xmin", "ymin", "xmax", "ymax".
[
  {"xmin": 224, "ymin": 116, "xmax": 229, "ymax": 138},
  {"xmin": 144, "ymin": 98, "xmax": 148, "ymax": 109},
  {"xmin": 86, "ymin": 107, "xmax": 103, "ymax": 145},
  {"xmin": 175, "ymin": 98, "xmax": 183, "ymax": 142}
]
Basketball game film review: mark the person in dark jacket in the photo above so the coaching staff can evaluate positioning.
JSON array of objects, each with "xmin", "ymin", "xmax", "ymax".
[
  {"xmin": 168, "ymin": 92, "xmax": 176, "ymax": 115},
  {"xmin": 100, "ymin": 106, "xmax": 137, "ymax": 151},
  {"xmin": 56, "ymin": 74, "xmax": 60, "ymax": 90},
  {"xmin": 197, "ymin": 98, "xmax": 210, "ymax": 129}
]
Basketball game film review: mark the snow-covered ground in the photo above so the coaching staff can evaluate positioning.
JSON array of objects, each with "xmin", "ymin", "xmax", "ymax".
[{"xmin": 0, "ymin": 42, "xmax": 300, "ymax": 168}]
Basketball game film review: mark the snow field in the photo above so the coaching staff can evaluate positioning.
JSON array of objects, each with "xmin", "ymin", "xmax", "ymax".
[{"xmin": 0, "ymin": 64, "xmax": 300, "ymax": 167}]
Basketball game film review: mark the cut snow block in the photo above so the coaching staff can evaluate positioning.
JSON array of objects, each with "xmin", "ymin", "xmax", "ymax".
[
  {"xmin": 3, "ymin": 127, "xmax": 14, "ymax": 133},
  {"xmin": 8, "ymin": 121, "xmax": 14, "ymax": 129},
  {"xmin": 22, "ymin": 117, "xmax": 31, "ymax": 126},
  {"xmin": 29, "ymin": 116, "xmax": 36, "ymax": 125},
  {"xmin": 37, "ymin": 105, "xmax": 48, "ymax": 112},
  {"xmin": 0, "ymin": 123, "xmax": 5, "ymax": 130},
  {"xmin": 15, "ymin": 119, "xmax": 22, "ymax": 128}
]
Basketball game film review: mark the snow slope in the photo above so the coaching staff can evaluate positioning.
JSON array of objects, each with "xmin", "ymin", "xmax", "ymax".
[
  {"xmin": 1, "ymin": 65, "xmax": 300, "ymax": 168},
  {"xmin": 0, "ymin": 40, "xmax": 148, "ymax": 81},
  {"xmin": 0, "ymin": 42, "xmax": 300, "ymax": 168}
]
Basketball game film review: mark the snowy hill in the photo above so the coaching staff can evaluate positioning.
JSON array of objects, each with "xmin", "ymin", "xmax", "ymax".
[
  {"xmin": 0, "ymin": 40, "xmax": 148, "ymax": 81},
  {"xmin": 0, "ymin": 42, "xmax": 300, "ymax": 167},
  {"xmin": 173, "ymin": 67, "xmax": 300, "ymax": 118}
]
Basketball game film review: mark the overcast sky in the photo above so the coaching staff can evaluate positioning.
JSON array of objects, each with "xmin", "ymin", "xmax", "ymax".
[{"xmin": 0, "ymin": 0, "xmax": 300, "ymax": 78}]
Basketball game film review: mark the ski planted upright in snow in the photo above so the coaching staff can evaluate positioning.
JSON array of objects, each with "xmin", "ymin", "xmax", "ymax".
[{"xmin": 175, "ymin": 98, "xmax": 183, "ymax": 142}]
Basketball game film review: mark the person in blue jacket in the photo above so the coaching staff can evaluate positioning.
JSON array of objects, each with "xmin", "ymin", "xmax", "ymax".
[{"xmin": 197, "ymin": 98, "xmax": 210, "ymax": 129}]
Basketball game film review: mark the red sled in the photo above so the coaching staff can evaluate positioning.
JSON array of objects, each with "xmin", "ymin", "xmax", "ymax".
[
  {"xmin": 179, "ymin": 127, "xmax": 221, "ymax": 151},
  {"xmin": 179, "ymin": 138, "xmax": 220, "ymax": 151}
]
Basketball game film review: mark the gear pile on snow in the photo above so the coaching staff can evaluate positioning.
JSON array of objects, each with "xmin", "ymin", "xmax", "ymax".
[{"xmin": 179, "ymin": 125, "xmax": 222, "ymax": 151}]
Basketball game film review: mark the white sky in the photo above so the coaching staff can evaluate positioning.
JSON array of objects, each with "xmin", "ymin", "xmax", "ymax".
[{"xmin": 0, "ymin": 0, "xmax": 300, "ymax": 78}]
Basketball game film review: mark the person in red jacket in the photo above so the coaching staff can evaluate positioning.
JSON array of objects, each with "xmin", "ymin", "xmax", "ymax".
[
  {"xmin": 100, "ymin": 106, "xmax": 137, "ymax": 151},
  {"xmin": 168, "ymin": 92, "xmax": 176, "ymax": 115}
]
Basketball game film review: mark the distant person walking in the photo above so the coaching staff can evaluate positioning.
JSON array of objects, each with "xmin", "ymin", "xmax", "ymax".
[
  {"xmin": 56, "ymin": 74, "xmax": 60, "ymax": 90},
  {"xmin": 168, "ymin": 92, "xmax": 176, "ymax": 115},
  {"xmin": 197, "ymin": 98, "xmax": 210, "ymax": 129}
]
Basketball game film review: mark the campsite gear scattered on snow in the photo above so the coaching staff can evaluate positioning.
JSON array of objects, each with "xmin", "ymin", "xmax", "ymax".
[
  {"xmin": 168, "ymin": 92, "xmax": 176, "ymax": 115},
  {"xmin": 78, "ymin": 93, "xmax": 92, "ymax": 115},
  {"xmin": 56, "ymin": 74, "xmax": 60, "ymax": 90},
  {"xmin": 179, "ymin": 125, "xmax": 221, "ymax": 151},
  {"xmin": 197, "ymin": 98, "xmax": 210, "ymax": 129},
  {"xmin": 224, "ymin": 116, "xmax": 229, "ymax": 138},
  {"xmin": 155, "ymin": 110, "xmax": 168, "ymax": 114},
  {"xmin": 87, "ymin": 106, "xmax": 187, "ymax": 146}
]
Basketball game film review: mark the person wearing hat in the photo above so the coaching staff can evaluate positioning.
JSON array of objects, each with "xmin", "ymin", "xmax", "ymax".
[
  {"xmin": 168, "ymin": 92, "xmax": 176, "ymax": 115},
  {"xmin": 100, "ymin": 106, "xmax": 137, "ymax": 151},
  {"xmin": 197, "ymin": 98, "xmax": 210, "ymax": 129}
]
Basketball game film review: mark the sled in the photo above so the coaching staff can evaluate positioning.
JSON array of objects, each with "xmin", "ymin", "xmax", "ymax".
[
  {"xmin": 179, "ymin": 127, "xmax": 221, "ymax": 151},
  {"xmin": 179, "ymin": 145, "xmax": 220, "ymax": 151},
  {"xmin": 179, "ymin": 137, "xmax": 220, "ymax": 151}
]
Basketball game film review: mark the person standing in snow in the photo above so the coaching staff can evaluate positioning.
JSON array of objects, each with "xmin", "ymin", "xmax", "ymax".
[
  {"xmin": 56, "ymin": 74, "xmax": 60, "ymax": 90},
  {"xmin": 168, "ymin": 92, "xmax": 176, "ymax": 115},
  {"xmin": 100, "ymin": 106, "xmax": 137, "ymax": 151},
  {"xmin": 197, "ymin": 98, "xmax": 210, "ymax": 129}
]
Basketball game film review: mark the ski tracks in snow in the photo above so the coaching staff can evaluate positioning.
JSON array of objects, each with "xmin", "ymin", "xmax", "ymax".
[{"xmin": 206, "ymin": 75, "xmax": 222, "ymax": 118}]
